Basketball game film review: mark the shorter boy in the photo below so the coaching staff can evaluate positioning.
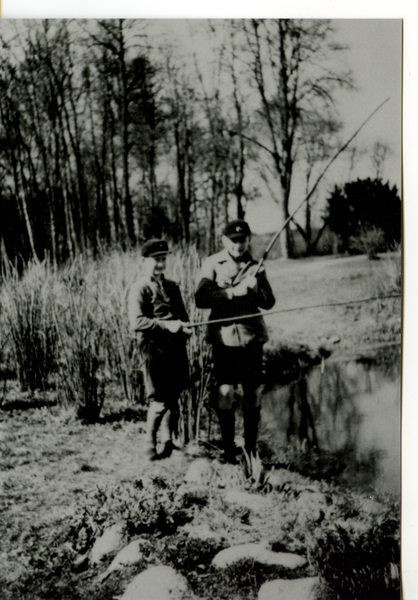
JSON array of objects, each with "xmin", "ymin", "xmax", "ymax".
[{"xmin": 128, "ymin": 239, "xmax": 191, "ymax": 460}]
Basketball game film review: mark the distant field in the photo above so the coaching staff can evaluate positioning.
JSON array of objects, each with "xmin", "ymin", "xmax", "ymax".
[{"xmin": 262, "ymin": 252, "xmax": 402, "ymax": 353}]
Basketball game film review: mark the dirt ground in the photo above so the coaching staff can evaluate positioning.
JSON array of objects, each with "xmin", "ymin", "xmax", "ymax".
[{"xmin": 0, "ymin": 253, "xmax": 402, "ymax": 598}]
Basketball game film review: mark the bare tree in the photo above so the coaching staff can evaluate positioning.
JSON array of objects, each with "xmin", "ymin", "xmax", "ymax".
[
  {"xmin": 295, "ymin": 114, "xmax": 341, "ymax": 254},
  {"xmin": 240, "ymin": 19, "xmax": 353, "ymax": 258}
]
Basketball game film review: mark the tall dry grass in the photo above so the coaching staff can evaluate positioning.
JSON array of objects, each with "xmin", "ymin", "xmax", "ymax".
[
  {"xmin": 171, "ymin": 247, "xmax": 213, "ymax": 444},
  {"xmin": 0, "ymin": 246, "xmax": 212, "ymax": 427},
  {"xmin": 52, "ymin": 267, "xmax": 111, "ymax": 421},
  {"xmin": 1, "ymin": 260, "xmax": 58, "ymax": 392}
]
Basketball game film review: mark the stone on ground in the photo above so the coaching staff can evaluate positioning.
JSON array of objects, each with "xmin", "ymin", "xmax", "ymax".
[
  {"xmin": 212, "ymin": 543, "xmax": 307, "ymax": 569},
  {"xmin": 90, "ymin": 522, "xmax": 126, "ymax": 564},
  {"xmin": 96, "ymin": 538, "xmax": 146, "ymax": 582},
  {"xmin": 258, "ymin": 577, "xmax": 320, "ymax": 600},
  {"xmin": 118, "ymin": 565, "xmax": 190, "ymax": 600}
]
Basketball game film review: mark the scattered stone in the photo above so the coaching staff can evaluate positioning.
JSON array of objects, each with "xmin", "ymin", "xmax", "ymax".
[
  {"xmin": 212, "ymin": 544, "xmax": 307, "ymax": 569},
  {"xmin": 73, "ymin": 552, "xmax": 89, "ymax": 570},
  {"xmin": 96, "ymin": 538, "xmax": 146, "ymax": 583},
  {"xmin": 258, "ymin": 576, "xmax": 320, "ymax": 600},
  {"xmin": 90, "ymin": 522, "xmax": 126, "ymax": 564},
  {"xmin": 224, "ymin": 489, "xmax": 271, "ymax": 514},
  {"xmin": 117, "ymin": 565, "xmax": 190, "ymax": 600},
  {"xmin": 183, "ymin": 458, "xmax": 213, "ymax": 485}
]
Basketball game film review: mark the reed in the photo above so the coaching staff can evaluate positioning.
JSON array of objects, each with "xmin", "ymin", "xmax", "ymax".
[
  {"xmin": 171, "ymin": 247, "xmax": 213, "ymax": 444},
  {"xmin": 92, "ymin": 249, "xmax": 145, "ymax": 405},
  {"xmin": 1, "ymin": 259, "xmax": 58, "ymax": 392},
  {"xmin": 52, "ymin": 258, "xmax": 112, "ymax": 421}
]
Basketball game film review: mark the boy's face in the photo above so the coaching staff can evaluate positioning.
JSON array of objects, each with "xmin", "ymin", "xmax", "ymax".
[
  {"xmin": 142, "ymin": 255, "xmax": 167, "ymax": 278},
  {"xmin": 222, "ymin": 235, "xmax": 250, "ymax": 259}
]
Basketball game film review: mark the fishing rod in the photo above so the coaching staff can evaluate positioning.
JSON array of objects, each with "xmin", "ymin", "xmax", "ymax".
[
  {"xmin": 183, "ymin": 294, "xmax": 401, "ymax": 329},
  {"xmin": 235, "ymin": 97, "xmax": 391, "ymax": 281}
]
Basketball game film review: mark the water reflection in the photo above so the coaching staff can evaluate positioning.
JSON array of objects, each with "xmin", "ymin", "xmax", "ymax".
[{"xmin": 262, "ymin": 358, "xmax": 401, "ymax": 497}]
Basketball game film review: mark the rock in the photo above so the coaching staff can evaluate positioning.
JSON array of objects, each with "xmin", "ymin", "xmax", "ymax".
[
  {"xmin": 117, "ymin": 565, "xmax": 190, "ymax": 600},
  {"xmin": 90, "ymin": 522, "xmax": 126, "ymax": 564},
  {"xmin": 224, "ymin": 489, "xmax": 271, "ymax": 514},
  {"xmin": 73, "ymin": 552, "xmax": 89, "ymax": 570},
  {"xmin": 96, "ymin": 538, "xmax": 146, "ymax": 583},
  {"xmin": 258, "ymin": 577, "xmax": 320, "ymax": 600},
  {"xmin": 212, "ymin": 544, "xmax": 307, "ymax": 569},
  {"xmin": 183, "ymin": 458, "xmax": 213, "ymax": 485}
]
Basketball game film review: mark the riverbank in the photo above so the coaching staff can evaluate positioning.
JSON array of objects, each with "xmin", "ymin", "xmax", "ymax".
[{"xmin": 0, "ymin": 251, "xmax": 401, "ymax": 600}]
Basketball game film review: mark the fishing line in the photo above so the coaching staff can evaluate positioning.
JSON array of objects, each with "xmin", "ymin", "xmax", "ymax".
[{"xmin": 184, "ymin": 294, "xmax": 401, "ymax": 328}]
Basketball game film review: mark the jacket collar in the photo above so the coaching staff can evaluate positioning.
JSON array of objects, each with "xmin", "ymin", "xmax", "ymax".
[{"xmin": 217, "ymin": 248, "xmax": 252, "ymax": 264}]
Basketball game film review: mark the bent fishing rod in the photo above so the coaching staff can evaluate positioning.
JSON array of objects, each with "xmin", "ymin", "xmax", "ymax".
[
  {"xmin": 184, "ymin": 97, "xmax": 392, "ymax": 329},
  {"xmin": 236, "ymin": 97, "xmax": 391, "ymax": 282}
]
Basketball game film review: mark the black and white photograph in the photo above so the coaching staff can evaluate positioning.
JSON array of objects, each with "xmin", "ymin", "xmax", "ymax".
[{"xmin": 0, "ymin": 16, "xmax": 403, "ymax": 600}]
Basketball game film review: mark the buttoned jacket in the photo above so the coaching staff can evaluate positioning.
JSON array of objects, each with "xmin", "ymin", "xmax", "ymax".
[
  {"xmin": 128, "ymin": 275, "xmax": 188, "ymax": 349},
  {"xmin": 195, "ymin": 249, "xmax": 275, "ymax": 347}
]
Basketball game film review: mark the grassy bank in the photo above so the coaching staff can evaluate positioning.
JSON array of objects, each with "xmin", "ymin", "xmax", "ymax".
[{"xmin": 0, "ymin": 249, "xmax": 401, "ymax": 600}]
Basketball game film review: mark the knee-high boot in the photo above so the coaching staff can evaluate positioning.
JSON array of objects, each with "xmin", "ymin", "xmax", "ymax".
[
  {"xmin": 217, "ymin": 408, "xmax": 236, "ymax": 463},
  {"xmin": 243, "ymin": 406, "xmax": 261, "ymax": 456},
  {"xmin": 145, "ymin": 401, "xmax": 167, "ymax": 460},
  {"xmin": 158, "ymin": 409, "xmax": 175, "ymax": 458}
]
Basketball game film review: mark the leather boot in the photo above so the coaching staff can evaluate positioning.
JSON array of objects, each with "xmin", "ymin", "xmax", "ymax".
[
  {"xmin": 145, "ymin": 401, "xmax": 167, "ymax": 460},
  {"xmin": 158, "ymin": 409, "xmax": 175, "ymax": 459},
  {"xmin": 217, "ymin": 408, "xmax": 236, "ymax": 463},
  {"xmin": 243, "ymin": 406, "xmax": 261, "ymax": 456}
]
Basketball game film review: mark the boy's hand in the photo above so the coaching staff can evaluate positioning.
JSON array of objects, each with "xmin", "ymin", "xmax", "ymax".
[
  {"xmin": 217, "ymin": 275, "xmax": 233, "ymax": 289},
  {"xmin": 231, "ymin": 279, "xmax": 250, "ymax": 297},
  {"xmin": 163, "ymin": 320, "xmax": 183, "ymax": 333},
  {"xmin": 230, "ymin": 275, "xmax": 258, "ymax": 297},
  {"xmin": 244, "ymin": 275, "xmax": 258, "ymax": 291}
]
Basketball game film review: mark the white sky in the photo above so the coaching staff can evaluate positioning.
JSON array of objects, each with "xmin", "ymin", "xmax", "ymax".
[{"xmin": 1, "ymin": 2, "xmax": 417, "ymax": 599}]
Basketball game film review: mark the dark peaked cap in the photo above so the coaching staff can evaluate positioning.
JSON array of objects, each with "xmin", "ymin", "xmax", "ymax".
[
  {"xmin": 141, "ymin": 239, "xmax": 171, "ymax": 258},
  {"xmin": 223, "ymin": 220, "xmax": 252, "ymax": 240}
]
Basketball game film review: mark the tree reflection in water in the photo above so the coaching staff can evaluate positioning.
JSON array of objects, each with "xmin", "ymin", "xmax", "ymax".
[{"xmin": 261, "ymin": 357, "xmax": 401, "ymax": 496}]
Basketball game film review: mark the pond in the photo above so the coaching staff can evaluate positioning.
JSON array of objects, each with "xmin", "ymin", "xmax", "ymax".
[{"xmin": 262, "ymin": 354, "xmax": 401, "ymax": 497}]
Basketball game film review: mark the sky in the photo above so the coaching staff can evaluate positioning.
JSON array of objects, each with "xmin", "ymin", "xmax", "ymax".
[
  {"xmin": 246, "ymin": 18, "xmax": 402, "ymax": 234},
  {"xmin": 0, "ymin": 2, "xmax": 416, "ymax": 598}
]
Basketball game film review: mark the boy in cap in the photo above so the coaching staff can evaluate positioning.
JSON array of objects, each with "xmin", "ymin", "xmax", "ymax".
[
  {"xmin": 195, "ymin": 220, "xmax": 275, "ymax": 463},
  {"xmin": 128, "ymin": 239, "xmax": 191, "ymax": 460}
]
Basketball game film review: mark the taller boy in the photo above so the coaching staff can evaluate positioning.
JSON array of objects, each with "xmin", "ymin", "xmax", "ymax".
[{"xmin": 195, "ymin": 220, "xmax": 276, "ymax": 463}]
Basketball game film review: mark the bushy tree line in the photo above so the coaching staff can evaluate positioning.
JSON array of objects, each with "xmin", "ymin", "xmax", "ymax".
[
  {"xmin": 325, "ymin": 178, "xmax": 401, "ymax": 257},
  {"xmin": 0, "ymin": 19, "xmax": 354, "ymax": 267}
]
